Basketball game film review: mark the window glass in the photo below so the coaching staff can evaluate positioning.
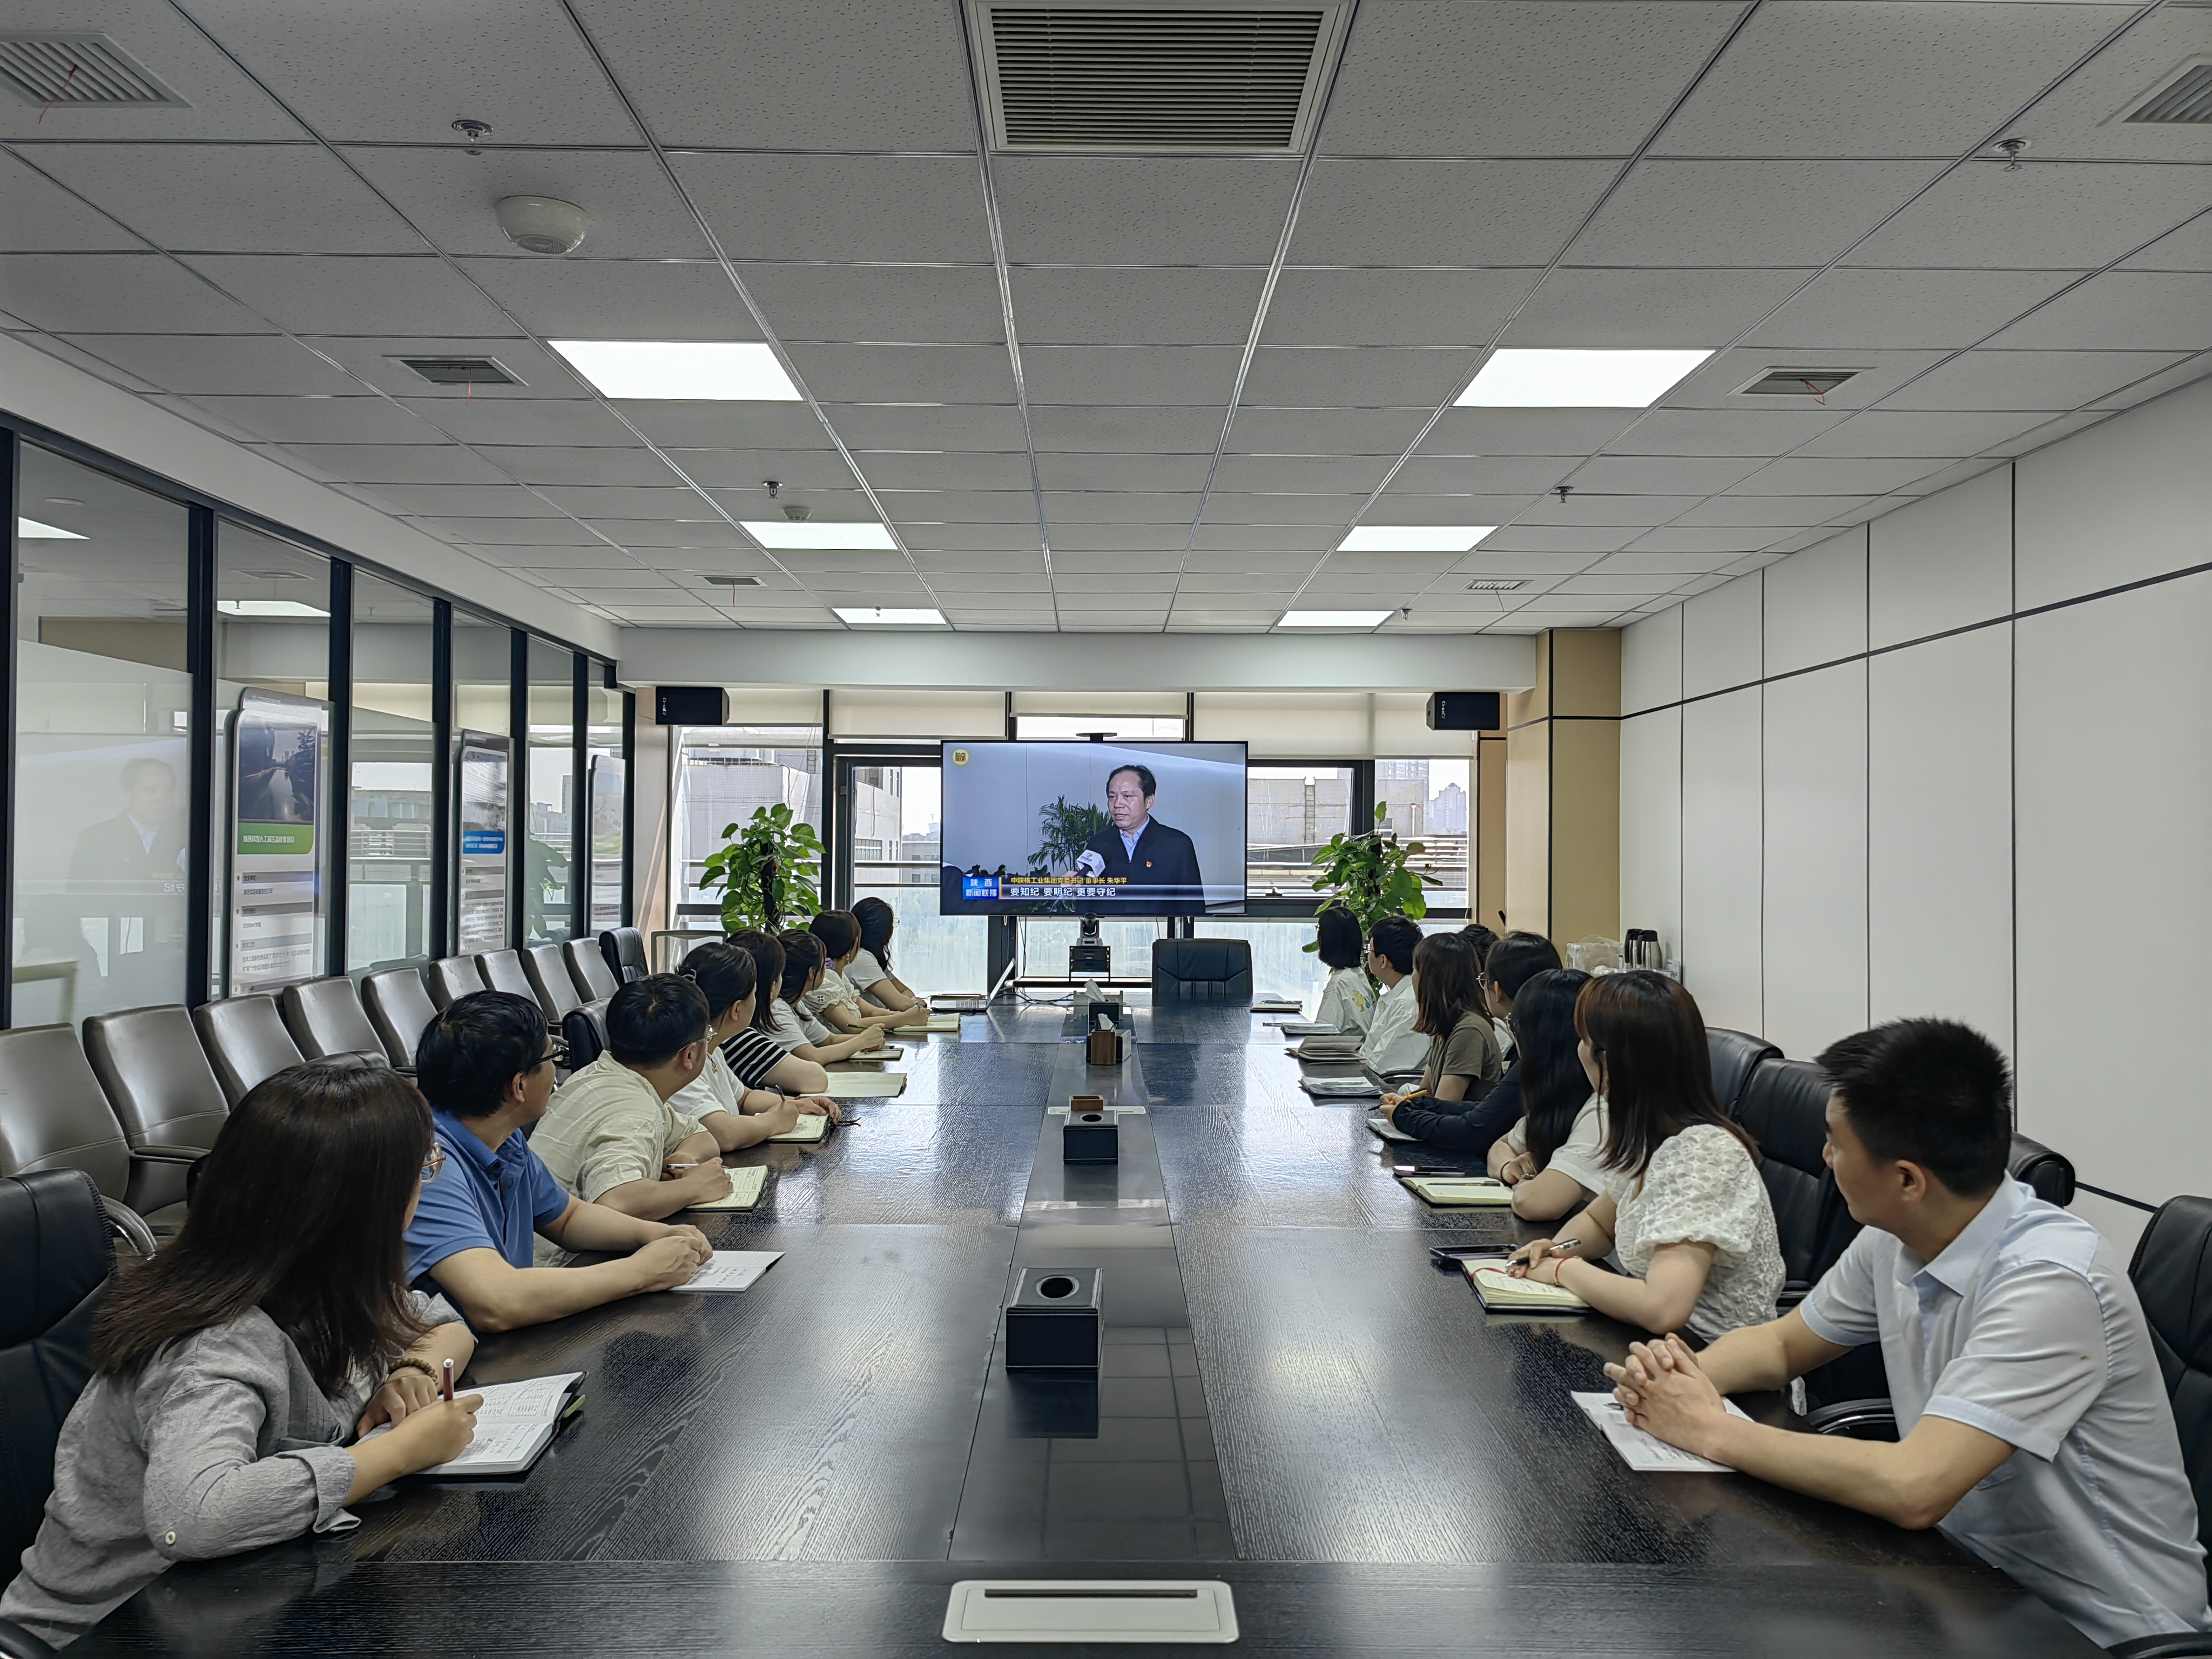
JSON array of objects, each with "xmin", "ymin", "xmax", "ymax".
[
  {"xmin": 12, "ymin": 447, "xmax": 191, "ymax": 1026},
  {"xmin": 672, "ymin": 726, "xmax": 821, "ymax": 922},
  {"xmin": 1375, "ymin": 758, "xmax": 1470, "ymax": 915},
  {"xmin": 348, "ymin": 575, "xmax": 435, "ymax": 973},
  {"xmin": 847, "ymin": 762, "xmax": 984, "ymax": 993},
  {"xmin": 1021, "ymin": 916, "xmax": 1161, "ymax": 980},
  {"xmin": 450, "ymin": 611, "xmax": 511, "ymax": 952},
  {"xmin": 1246, "ymin": 765, "xmax": 1355, "ymax": 900},
  {"xmin": 585, "ymin": 677, "xmax": 625, "ymax": 933},
  {"xmin": 524, "ymin": 638, "xmax": 576, "ymax": 947}
]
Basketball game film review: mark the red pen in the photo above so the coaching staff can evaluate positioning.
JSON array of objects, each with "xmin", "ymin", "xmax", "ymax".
[{"xmin": 441, "ymin": 1357, "xmax": 455, "ymax": 1402}]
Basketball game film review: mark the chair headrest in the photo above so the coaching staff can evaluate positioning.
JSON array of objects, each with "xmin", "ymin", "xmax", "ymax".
[
  {"xmin": 0, "ymin": 1168, "xmax": 111, "ymax": 1348},
  {"xmin": 2007, "ymin": 1132, "xmax": 2075, "ymax": 1208},
  {"xmin": 1154, "ymin": 938, "xmax": 1251, "ymax": 980},
  {"xmin": 1707, "ymin": 1027, "xmax": 1782, "ymax": 1115},
  {"xmin": 2131, "ymin": 1193, "xmax": 2212, "ymax": 1375},
  {"xmin": 1732, "ymin": 1057, "xmax": 1832, "ymax": 1176}
]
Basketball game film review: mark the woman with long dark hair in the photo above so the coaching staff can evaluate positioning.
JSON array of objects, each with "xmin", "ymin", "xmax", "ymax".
[
  {"xmin": 1310, "ymin": 905, "xmax": 1373, "ymax": 1035},
  {"xmin": 763, "ymin": 930, "xmax": 882, "ymax": 1065},
  {"xmin": 1, "ymin": 1062, "xmax": 482, "ymax": 1648},
  {"xmin": 1390, "ymin": 931, "xmax": 1561, "ymax": 1156},
  {"xmin": 1507, "ymin": 971, "xmax": 1783, "ymax": 1340},
  {"xmin": 805, "ymin": 910, "xmax": 927, "ymax": 1034},
  {"xmin": 670, "ymin": 940, "xmax": 833, "ymax": 1139},
  {"xmin": 1380, "ymin": 930, "xmax": 1501, "ymax": 1118},
  {"xmin": 847, "ymin": 896, "xmax": 926, "ymax": 1015},
  {"xmin": 1482, "ymin": 968, "xmax": 1605, "ymax": 1220}
]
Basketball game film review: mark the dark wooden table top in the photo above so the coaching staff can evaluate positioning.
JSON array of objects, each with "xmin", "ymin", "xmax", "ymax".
[{"xmin": 72, "ymin": 1001, "xmax": 2097, "ymax": 1655}]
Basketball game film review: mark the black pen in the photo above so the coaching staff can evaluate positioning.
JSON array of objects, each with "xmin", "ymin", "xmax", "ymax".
[{"xmin": 1394, "ymin": 1163, "xmax": 1474, "ymax": 1176}]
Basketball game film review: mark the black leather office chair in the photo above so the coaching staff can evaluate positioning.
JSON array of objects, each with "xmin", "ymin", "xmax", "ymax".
[
  {"xmin": 2108, "ymin": 1195, "xmax": 2212, "ymax": 1659},
  {"xmin": 1707, "ymin": 1027, "xmax": 1781, "ymax": 1118},
  {"xmin": 362, "ymin": 969, "xmax": 439, "ymax": 1068},
  {"xmin": 82, "ymin": 1006, "xmax": 229, "ymax": 1226},
  {"xmin": 278, "ymin": 977, "xmax": 389, "ymax": 1063},
  {"xmin": 190, "ymin": 995, "xmax": 306, "ymax": 1109},
  {"xmin": 600, "ymin": 927, "xmax": 648, "ymax": 985},
  {"xmin": 522, "ymin": 944, "xmax": 584, "ymax": 1023},
  {"xmin": 565, "ymin": 937, "xmax": 620, "ymax": 1002},
  {"xmin": 0, "ymin": 1026, "xmax": 170, "ymax": 1253},
  {"xmin": 1151, "ymin": 938, "xmax": 1253, "ymax": 1003},
  {"xmin": 426, "ymin": 955, "xmax": 487, "ymax": 1009},
  {"xmin": 0, "ymin": 1169, "xmax": 112, "ymax": 1659},
  {"xmin": 563, "ymin": 999, "xmax": 611, "ymax": 1071},
  {"xmin": 475, "ymin": 949, "xmax": 536, "ymax": 1002},
  {"xmin": 2009, "ymin": 1131, "xmax": 2075, "ymax": 1206}
]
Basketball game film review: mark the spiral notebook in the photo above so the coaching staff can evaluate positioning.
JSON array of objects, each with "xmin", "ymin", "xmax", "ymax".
[
  {"xmin": 365, "ymin": 1371, "xmax": 585, "ymax": 1477},
  {"xmin": 684, "ymin": 1165, "xmax": 768, "ymax": 1210}
]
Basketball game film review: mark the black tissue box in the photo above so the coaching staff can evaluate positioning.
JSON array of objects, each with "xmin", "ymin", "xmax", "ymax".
[
  {"xmin": 1004, "ymin": 1266, "xmax": 1103, "ymax": 1373},
  {"xmin": 1062, "ymin": 1110, "xmax": 1119, "ymax": 1164}
]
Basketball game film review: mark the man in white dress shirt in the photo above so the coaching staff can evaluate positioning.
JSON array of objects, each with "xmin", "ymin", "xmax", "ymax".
[
  {"xmin": 1606, "ymin": 1018, "xmax": 2210, "ymax": 1650},
  {"xmin": 1356, "ymin": 915, "xmax": 1432, "ymax": 1076}
]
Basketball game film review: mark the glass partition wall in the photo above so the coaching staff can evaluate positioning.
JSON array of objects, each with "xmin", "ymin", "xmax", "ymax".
[
  {"xmin": 524, "ymin": 637, "xmax": 576, "ymax": 948},
  {"xmin": 348, "ymin": 575, "xmax": 437, "ymax": 974}
]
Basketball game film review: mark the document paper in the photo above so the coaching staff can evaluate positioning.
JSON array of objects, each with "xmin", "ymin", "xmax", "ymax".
[{"xmin": 1572, "ymin": 1391, "xmax": 1751, "ymax": 1473}]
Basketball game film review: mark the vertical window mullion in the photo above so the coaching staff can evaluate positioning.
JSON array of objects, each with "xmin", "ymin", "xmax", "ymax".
[
  {"xmin": 429, "ymin": 599, "xmax": 453, "ymax": 961},
  {"xmin": 185, "ymin": 504, "xmax": 218, "ymax": 1007},
  {"xmin": 326, "ymin": 560, "xmax": 352, "ymax": 977}
]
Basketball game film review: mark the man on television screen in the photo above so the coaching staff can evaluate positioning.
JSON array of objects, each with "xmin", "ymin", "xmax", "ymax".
[{"xmin": 1075, "ymin": 764, "xmax": 1204, "ymax": 914}]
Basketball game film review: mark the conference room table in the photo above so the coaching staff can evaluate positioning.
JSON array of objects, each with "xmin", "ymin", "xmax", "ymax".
[{"xmin": 74, "ymin": 1002, "xmax": 2096, "ymax": 1656}]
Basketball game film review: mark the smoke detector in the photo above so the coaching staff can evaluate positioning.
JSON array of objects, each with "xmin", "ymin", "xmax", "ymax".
[
  {"xmin": 782, "ymin": 503, "xmax": 813, "ymax": 522},
  {"xmin": 494, "ymin": 195, "xmax": 589, "ymax": 255}
]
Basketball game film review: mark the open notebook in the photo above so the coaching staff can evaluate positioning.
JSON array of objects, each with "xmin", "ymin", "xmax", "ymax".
[
  {"xmin": 767, "ymin": 1113, "xmax": 833, "ymax": 1142},
  {"xmin": 671, "ymin": 1249, "xmax": 784, "ymax": 1293},
  {"xmin": 1402, "ymin": 1175, "xmax": 1513, "ymax": 1206},
  {"xmin": 825, "ymin": 1071, "xmax": 906, "ymax": 1098},
  {"xmin": 1290, "ymin": 1034, "xmax": 1363, "ymax": 1059},
  {"xmin": 365, "ymin": 1371, "xmax": 585, "ymax": 1477},
  {"xmin": 916, "ymin": 1013, "xmax": 964, "ymax": 1033},
  {"xmin": 1301, "ymin": 1075, "xmax": 1379, "ymax": 1099},
  {"xmin": 1465, "ymin": 1264, "xmax": 1591, "ymax": 1312},
  {"xmin": 846, "ymin": 1044, "xmax": 902, "ymax": 1062},
  {"xmin": 684, "ymin": 1165, "xmax": 768, "ymax": 1211}
]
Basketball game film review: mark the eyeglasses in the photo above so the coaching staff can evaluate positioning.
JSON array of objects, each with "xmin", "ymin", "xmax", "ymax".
[
  {"xmin": 535, "ymin": 1039, "xmax": 570, "ymax": 1072},
  {"xmin": 420, "ymin": 1143, "xmax": 447, "ymax": 1183}
]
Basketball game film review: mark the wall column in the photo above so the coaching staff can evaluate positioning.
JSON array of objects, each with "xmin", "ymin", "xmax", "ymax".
[{"xmin": 1502, "ymin": 631, "xmax": 1620, "ymax": 945}]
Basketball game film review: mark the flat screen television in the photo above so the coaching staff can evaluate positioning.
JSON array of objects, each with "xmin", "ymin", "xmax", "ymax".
[{"xmin": 939, "ymin": 740, "xmax": 1247, "ymax": 916}]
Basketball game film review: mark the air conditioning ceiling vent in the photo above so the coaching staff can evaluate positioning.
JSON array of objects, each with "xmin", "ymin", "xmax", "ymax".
[
  {"xmin": 1737, "ymin": 368, "xmax": 1860, "ymax": 398},
  {"xmin": 2121, "ymin": 59, "xmax": 2212, "ymax": 124},
  {"xmin": 972, "ymin": 1, "xmax": 1350, "ymax": 151},
  {"xmin": 397, "ymin": 357, "xmax": 520, "ymax": 387},
  {"xmin": 1465, "ymin": 579, "xmax": 1525, "ymax": 592},
  {"xmin": 0, "ymin": 34, "xmax": 185, "ymax": 109}
]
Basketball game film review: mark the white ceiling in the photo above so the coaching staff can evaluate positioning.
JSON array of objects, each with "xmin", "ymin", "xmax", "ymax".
[{"xmin": 1, "ymin": 0, "xmax": 2206, "ymax": 636}]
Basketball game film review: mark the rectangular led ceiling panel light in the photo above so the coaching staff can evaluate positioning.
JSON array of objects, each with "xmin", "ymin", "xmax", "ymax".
[
  {"xmin": 741, "ymin": 521, "xmax": 898, "ymax": 550},
  {"xmin": 1338, "ymin": 525, "xmax": 1496, "ymax": 553},
  {"xmin": 550, "ymin": 340, "xmax": 801, "ymax": 401},
  {"xmin": 218, "ymin": 599, "xmax": 330, "ymax": 618},
  {"xmin": 1278, "ymin": 609, "xmax": 1390, "ymax": 628},
  {"xmin": 1456, "ymin": 349, "xmax": 1713, "ymax": 408},
  {"xmin": 18, "ymin": 517, "xmax": 85, "ymax": 538},
  {"xmin": 834, "ymin": 607, "xmax": 946, "ymax": 626}
]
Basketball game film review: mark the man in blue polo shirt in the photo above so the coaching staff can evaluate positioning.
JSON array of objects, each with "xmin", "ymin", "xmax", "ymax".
[
  {"xmin": 407, "ymin": 991, "xmax": 713, "ymax": 1331},
  {"xmin": 1605, "ymin": 1019, "xmax": 2210, "ymax": 1650}
]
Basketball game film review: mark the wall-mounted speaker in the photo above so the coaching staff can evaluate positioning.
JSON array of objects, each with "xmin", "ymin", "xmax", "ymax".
[
  {"xmin": 1425, "ymin": 691, "xmax": 1501, "ymax": 732},
  {"xmin": 653, "ymin": 686, "xmax": 729, "ymax": 726}
]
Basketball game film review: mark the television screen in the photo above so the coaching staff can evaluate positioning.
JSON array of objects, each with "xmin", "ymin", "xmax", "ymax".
[{"xmin": 939, "ymin": 740, "xmax": 1247, "ymax": 916}]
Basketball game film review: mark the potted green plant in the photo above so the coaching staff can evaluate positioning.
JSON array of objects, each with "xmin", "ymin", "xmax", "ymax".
[
  {"xmin": 699, "ymin": 803, "xmax": 823, "ymax": 934},
  {"xmin": 1303, "ymin": 802, "xmax": 1437, "ymax": 968},
  {"xmin": 1029, "ymin": 795, "xmax": 1112, "ymax": 914}
]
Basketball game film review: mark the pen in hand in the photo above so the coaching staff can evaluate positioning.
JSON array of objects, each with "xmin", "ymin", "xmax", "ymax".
[
  {"xmin": 441, "ymin": 1357, "xmax": 455, "ymax": 1403},
  {"xmin": 1507, "ymin": 1238, "xmax": 1582, "ymax": 1277}
]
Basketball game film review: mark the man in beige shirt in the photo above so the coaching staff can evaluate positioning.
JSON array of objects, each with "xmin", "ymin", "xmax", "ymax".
[{"xmin": 531, "ymin": 976, "xmax": 735, "ymax": 1262}]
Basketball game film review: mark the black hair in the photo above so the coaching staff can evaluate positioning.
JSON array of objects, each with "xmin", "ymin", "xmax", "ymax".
[
  {"xmin": 778, "ymin": 929, "xmax": 825, "ymax": 1004},
  {"xmin": 1411, "ymin": 931, "xmax": 1482, "ymax": 1038},
  {"xmin": 1816, "ymin": 1020, "xmax": 2013, "ymax": 1196},
  {"xmin": 606, "ymin": 973, "xmax": 711, "ymax": 1067},
  {"xmin": 1513, "ymin": 969, "xmax": 1593, "ymax": 1169},
  {"xmin": 1107, "ymin": 763, "xmax": 1157, "ymax": 798},
  {"xmin": 808, "ymin": 909, "xmax": 860, "ymax": 962},
  {"xmin": 852, "ymin": 895, "xmax": 895, "ymax": 974},
  {"xmin": 727, "ymin": 929, "xmax": 785, "ymax": 1034},
  {"xmin": 1482, "ymin": 932, "xmax": 1562, "ymax": 1002},
  {"xmin": 676, "ymin": 940, "xmax": 757, "ymax": 1026},
  {"xmin": 416, "ymin": 990, "xmax": 548, "ymax": 1120},
  {"xmin": 1576, "ymin": 971, "xmax": 1756, "ymax": 1177},
  {"xmin": 95, "ymin": 1061, "xmax": 433, "ymax": 1394},
  {"xmin": 1369, "ymin": 914, "xmax": 1422, "ymax": 976},
  {"xmin": 1461, "ymin": 923, "xmax": 1500, "ymax": 969},
  {"xmin": 1315, "ymin": 905, "xmax": 1365, "ymax": 971}
]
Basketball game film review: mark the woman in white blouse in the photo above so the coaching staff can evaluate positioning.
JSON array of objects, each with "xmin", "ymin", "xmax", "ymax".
[
  {"xmin": 1507, "ymin": 970, "xmax": 1783, "ymax": 1342},
  {"xmin": 1309, "ymin": 906, "xmax": 1374, "ymax": 1035},
  {"xmin": 1485, "ymin": 968, "xmax": 1608, "ymax": 1222}
]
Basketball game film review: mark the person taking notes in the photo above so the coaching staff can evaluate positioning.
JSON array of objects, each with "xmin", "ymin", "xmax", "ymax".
[
  {"xmin": 1603, "ymin": 1019, "xmax": 2211, "ymax": 1651},
  {"xmin": 1, "ymin": 1062, "xmax": 482, "ymax": 1649},
  {"xmin": 672, "ymin": 942, "xmax": 838, "ymax": 1134},
  {"xmin": 403, "ymin": 992, "xmax": 713, "ymax": 1332},
  {"xmin": 1388, "ymin": 931, "xmax": 1562, "ymax": 1156},
  {"xmin": 1379, "ymin": 931, "xmax": 1500, "ymax": 1115}
]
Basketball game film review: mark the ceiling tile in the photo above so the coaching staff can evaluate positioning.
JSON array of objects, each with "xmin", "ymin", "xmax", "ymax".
[
  {"xmin": 275, "ymin": 442, "xmax": 516, "ymax": 484},
  {"xmin": 181, "ymin": 253, "xmax": 513, "ymax": 334},
  {"xmin": 785, "ymin": 343, "xmax": 1015, "ymax": 404},
  {"xmin": 342, "ymin": 147, "xmax": 705, "ymax": 259},
  {"xmin": 55, "ymin": 332, "xmax": 355, "ymax": 396},
  {"xmin": 879, "ymin": 489, "xmax": 1037, "ymax": 522},
  {"xmin": 1027, "ymin": 406, "xmax": 1225, "ymax": 454},
  {"xmin": 1469, "ymin": 528, "xmax": 1641, "ymax": 555},
  {"xmin": 1200, "ymin": 494, "xmax": 1362, "ymax": 526},
  {"xmin": 400, "ymin": 395, "xmax": 638, "ymax": 445},
  {"xmin": 1596, "ymin": 409, "xmax": 1848, "ymax": 456},
  {"xmin": 1035, "ymin": 454, "xmax": 1215, "ymax": 492},
  {"xmin": 1043, "ymin": 491, "xmax": 1199, "ymax": 525},
  {"xmin": 1518, "ymin": 493, "xmax": 1704, "ymax": 527},
  {"xmin": 1668, "ymin": 496, "xmax": 1871, "ymax": 528},
  {"xmin": 0, "ymin": 11, "xmax": 306, "ymax": 143},
  {"xmin": 301, "ymin": 335, "xmax": 571, "ymax": 400},
  {"xmin": 1572, "ymin": 160, "xmax": 1948, "ymax": 266},
  {"xmin": 457, "ymin": 256, "xmax": 761, "ymax": 339},
  {"xmin": 896, "ymin": 524, "xmax": 1044, "ymax": 552},
  {"xmin": 829, "ymin": 404, "xmax": 1029, "ymax": 450},
  {"xmin": 2122, "ymin": 213, "xmax": 2212, "ymax": 273},
  {"xmin": 1568, "ymin": 455, "xmax": 1770, "ymax": 494},
  {"xmin": 1046, "ymin": 552, "xmax": 1184, "ymax": 576},
  {"xmin": 670, "ymin": 153, "xmax": 992, "ymax": 263},
  {"xmin": 415, "ymin": 515, "xmax": 605, "ymax": 544},
  {"xmin": 1504, "ymin": 267, "xmax": 1811, "ymax": 348},
  {"xmin": 1023, "ymin": 346, "xmax": 1240, "ymax": 407},
  {"xmin": 1984, "ymin": 273, "xmax": 2212, "ymax": 352},
  {"xmin": 671, "ymin": 448, "xmax": 861, "ymax": 489},
  {"xmin": 1262, "ymin": 269, "xmax": 1529, "ymax": 347},
  {"xmin": 0, "ymin": 153, "xmax": 148, "ymax": 251},
  {"xmin": 741, "ymin": 265, "xmax": 1004, "ymax": 345},
  {"xmin": 2000, "ymin": 9, "xmax": 2212, "ymax": 163},
  {"xmin": 1852, "ymin": 160, "xmax": 2212, "ymax": 269},
  {"xmin": 1009, "ymin": 267, "xmax": 1264, "ymax": 348},
  {"xmin": 163, "ymin": 392, "xmax": 439, "ymax": 444},
  {"xmin": 1242, "ymin": 348, "xmax": 1480, "ymax": 408},
  {"xmin": 357, "ymin": 481, "xmax": 566, "ymax": 516},
  {"xmin": 1729, "ymin": 456, "xmax": 1951, "ymax": 495},
  {"xmin": 993, "ymin": 157, "xmax": 1300, "ymax": 265},
  {"xmin": 1664, "ymin": 347, "xmax": 1948, "ymax": 410},
  {"xmin": 1227, "ymin": 407, "xmax": 1435, "ymax": 454},
  {"xmin": 1364, "ymin": 491, "xmax": 1539, "ymax": 523},
  {"xmin": 1607, "ymin": 538, "xmax": 1783, "ymax": 564},
  {"xmin": 1189, "ymin": 526, "xmax": 1337, "ymax": 554},
  {"xmin": 1417, "ymin": 408, "xmax": 1641, "ymax": 456},
  {"xmin": 1289, "ymin": 158, "xmax": 1616, "ymax": 263},
  {"xmin": 536, "ymin": 484, "xmax": 720, "ymax": 518},
  {"xmin": 1878, "ymin": 348, "xmax": 2189, "ymax": 410},
  {"xmin": 1744, "ymin": 267, "xmax": 2087, "ymax": 350},
  {"xmin": 1789, "ymin": 408, "xmax": 2066, "ymax": 458},
  {"xmin": 862, "ymin": 452, "xmax": 1034, "ymax": 491},
  {"xmin": 619, "ymin": 401, "xmax": 827, "ymax": 447},
  {"xmin": 1208, "ymin": 454, "xmax": 1397, "ymax": 494},
  {"xmin": 1320, "ymin": 2, "xmax": 1742, "ymax": 156},
  {"xmin": 467, "ymin": 445, "xmax": 676, "ymax": 485},
  {"xmin": 0, "ymin": 253, "xmax": 268, "ymax": 332},
  {"xmin": 1652, "ymin": 1, "xmax": 2128, "ymax": 158}
]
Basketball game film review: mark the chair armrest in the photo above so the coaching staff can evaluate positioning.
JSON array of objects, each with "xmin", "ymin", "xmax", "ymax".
[
  {"xmin": 99, "ymin": 1197, "xmax": 159, "ymax": 1259},
  {"xmin": 0, "ymin": 1616, "xmax": 59, "ymax": 1658},
  {"xmin": 128, "ymin": 1144, "xmax": 207, "ymax": 1164},
  {"xmin": 2110, "ymin": 1636, "xmax": 2212, "ymax": 1658},
  {"xmin": 1776, "ymin": 1279, "xmax": 1811, "ymax": 1310},
  {"xmin": 1805, "ymin": 1398, "xmax": 1899, "ymax": 1442}
]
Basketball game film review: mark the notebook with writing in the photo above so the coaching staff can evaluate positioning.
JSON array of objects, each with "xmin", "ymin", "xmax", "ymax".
[
  {"xmin": 918, "ymin": 1014, "xmax": 964, "ymax": 1033},
  {"xmin": 1402, "ymin": 1175, "xmax": 1513, "ymax": 1206},
  {"xmin": 767, "ymin": 1113, "xmax": 832, "ymax": 1142},
  {"xmin": 1465, "ymin": 1264, "xmax": 1590, "ymax": 1312},
  {"xmin": 671, "ymin": 1249, "xmax": 784, "ymax": 1293},
  {"xmin": 684, "ymin": 1164, "xmax": 768, "ymax": 1210},
  {"xmin": 365, "ymin": 1371, "xmax": 586, "ymax": 1478}
]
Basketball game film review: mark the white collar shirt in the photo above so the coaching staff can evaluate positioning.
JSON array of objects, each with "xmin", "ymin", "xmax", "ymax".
[{"xmin": 1801, "ymin": 1178, "xmax": 2210, "ymax": 1647}]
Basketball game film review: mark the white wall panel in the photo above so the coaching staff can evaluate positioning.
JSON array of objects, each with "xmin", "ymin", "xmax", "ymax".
[
  {"xmin": 1619, "ymin": 708, "xmax": 1681, "ymax": 960},
  {"xmin": 1681, "ymin": 687, "xmax": 1763, "ymax": 1036},
  {"xmin": 1622, "ymin": 608, "xmax": 1683, "ymax": 716},
  {"xmin": 1682, "ymin": 571, "xmax": 1763, "ymax": 699},
  {"xmin": 2017, "ymin": 571, "xmax": 2212, "ymax": 1205},
  {"xmin": 1870, "ymin": 464, "xmax": 2012, "ymax": 647},
  {"xmin": 1763, "ymin": 527, "xmax": 1867, "ymax": 678},
  {"xmin": 1761, "ymin": 663, "xmax": 1867, "ymax": 1060},
  {"xmin": 2015, "ymin": 377, "xmax": 2212, "ymax": 611},
  {"xmin": 1868, "ymin": 627, "xmax": 2012, "ymax": 1054}
]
